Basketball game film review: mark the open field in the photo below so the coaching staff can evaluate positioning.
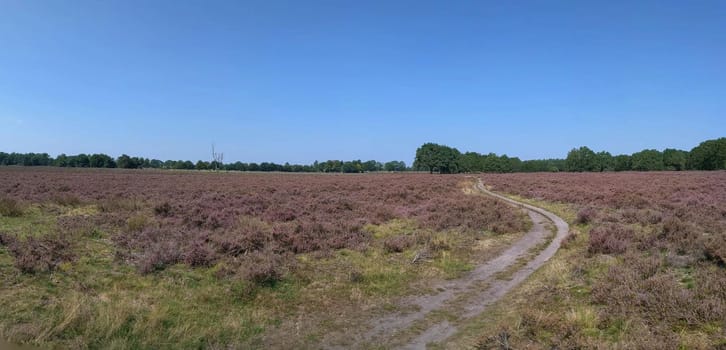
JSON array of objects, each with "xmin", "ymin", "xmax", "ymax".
[
  {"xmin": 459, "ymin": 172, "xmax": 726, "ymax": 349},
  {"xmin": 1, "ymin": 168, "xmax": 724, "ymax": 349},
  {"xmin": 0, "ymin": 167, "xmax": 531, "ymax": 349}
]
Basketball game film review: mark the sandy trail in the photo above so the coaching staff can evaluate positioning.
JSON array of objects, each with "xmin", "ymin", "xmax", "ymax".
[{"xmin": 326, "ymin": 179, "xmax": 569, "ymax": 349}]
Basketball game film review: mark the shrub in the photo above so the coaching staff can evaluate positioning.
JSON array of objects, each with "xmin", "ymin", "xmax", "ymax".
[
  {"xmin": 574, "ymin": 207, "xmax": 597, "ymax": 224},
  {"xmin": 51, "ymin": 193, "xmax": 82, "ymax": 207},
  {"xmin": 383, "ymin": 234, "xmax": 414, "ymax": 253},
  {"xmin": 349, "ymin": 269, "xmax": 365, "ymax": 283},
  {"xmin": 183, "ymin": 241, "xmax": 216, "ymax": 267},
  {"xmin": 153, "ymin": 201, "xmax": 173, "ymax": 217},
  {"xmin": 0, "ymin": 197, "xmax": 24, "ymax": 217},
  {"xmin": 212, "ymin": 217, "xmax": 269, "ymax": 256},
  {"xmin": 242, "ymin": 251, "xmax": 288, "ymax": 285},
  {"xmin": 125, "ymin": 214, "xmax": 150, "ymax": 232},
  {"xmin": 560, "ymin": 230, "xmax": 578, "ymax": 249},
  {"xmin": 0, "ymin": 232, "xmax": 14, "ymax": 246},
  {"xmin": 588, "ymin": 224, "xmax": 633, "ymax": 255},
  {"xmin": 6, "ymin": 234, "xmax": 75, "ymax": 273},
  {"xmin": 137, "ymin": 241, "xmax": 181, "ymax": 274}
]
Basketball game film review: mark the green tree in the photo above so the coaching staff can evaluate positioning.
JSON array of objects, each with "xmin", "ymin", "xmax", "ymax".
[
  {"xmin": 565, "ymin": 146, "xmax": 597, "ymax": 172},
  {"xmin": 631, "ymin": 149, "xmax": 664, "ymax": 171},
  {"xmin": 614, "ymin": 154, "xmax": 632, "ymax": 171},
  {"xmin": 413, "ymin": 143, "xmax": 461, "ymax": 174},
  {"xmin": 663, "ymin": 148, "xmax": 688, "ymax": 171},
  {"xmin": 688, "ymin": 138, "xmax": 726, "ymax": 170},
  {"xmin": 459, "ymin": 152, "xmax": 483, "ymax": 172},
  {"xmin": 117, "ymin": 154, "xmax": 141, "ymax": 169},
  {"xmin": 383, "ymin": 161, "xmax": 406, "ymax": 172},
  {"xmin": 595, "ymin": 151, "xmax": 614, "ymax": 172},
  {"xmin": 89, "ymin": 153, "xmax": 116, "ymax": 168},
  {"xmin": 508, "ymin": 156, "xmax": 522, "ymax": 173},
  {"xmin": 481, "ymin": 153, "xmax": 505, "ymax": 173}
]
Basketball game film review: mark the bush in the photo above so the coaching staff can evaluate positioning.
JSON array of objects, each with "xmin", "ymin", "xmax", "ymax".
[
  {"xmin": 125, "ymin": 214, "xmax": 150, "ymax": 233},
  {"xmin": 137, "ymin": 241, "xmax": 181, "ymax": 274},
  {"xmin": 212, "ymin": 219, "xmax": 269, "ymax": 257},
  {"xmin": 51, "ymin": 193, "xmax": 81, "ymax": 207},
  {"xmin": 560, "ymin": 230, "xmax": 578, "ymax": 249},
  {"xmin": 242, "ymin": 251, "xmax": 287, "ymax": 285},
  {"xmin": 575, "ymin": 207, "xmax": 597, "ymax": 224},
  {"xmin": 153, "ymin": 201, "xmax": 173, "ymax": 217},
  {"xmin": 0, "ymin": 232, "xmax": 14, "ymax": 246},
  {"xmin": 183, "ymin": 241, "xmax": 216, "ymax": 267},
  {"xmin": 383, "ymin": 234, "xmax": 414, "ymax": 253},
  {"xmin": 588, "ymin": 224, "xmax": 633, "ymax": 255},
  {"xmin": 0, "ymin": 197, "xmax": 24, "ymax": 217},
  {"xmin": 6, "ymin": 234, "xmax": 75, "ymax": 273}
]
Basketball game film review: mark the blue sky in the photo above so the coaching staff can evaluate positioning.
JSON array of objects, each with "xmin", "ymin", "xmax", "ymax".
[{"xmin": 1, "ymin": 0, "xmax": 724, "ymax": 164}]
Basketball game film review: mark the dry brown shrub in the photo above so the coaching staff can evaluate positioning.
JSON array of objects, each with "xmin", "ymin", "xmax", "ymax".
[
  {"xmin": 241, "ymin": 251, "xmax": 291, "ymax": 285},
  {"xmin": 0, "ymin": 196, "xmax": 24, "ymax": 217},
  {"xmin": 574, "ymin": 207, "xmax": 597, "ymax": 224},
  {"xmin": 383, "ymin": 234, "xmax": 414, "ymax": 253},
  {"xmin": 182, "ymin": 240, "xmax": 216, "ymax": 267},
  {"xmin": 50, "ymin": 193, "xmax": 82, "ymax": 206},
  {"xmin": 560, "ymin": 230, "xmax": 578, "ymax": 249},
  {"xmin": 137, "ymin": 240, "xmax": 182, "ymax": 274},
  {"xmin": 6, "ymin": 234, "xmax": 75, "ymax": 273}
]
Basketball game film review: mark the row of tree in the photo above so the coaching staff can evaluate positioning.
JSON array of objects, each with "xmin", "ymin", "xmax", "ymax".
[
  {"xmin": 0, "ymin": 152, "xmax": 409, "ymax": 173},
  {"xmin": 413, "ymin": 143, "xmax": 566, "ymax": 173},
  {"xmin": 413, "ymin": 137, "xmax": 726, "ymax": 173},
  {"xmin": 3, "ymin": 137, "xmax": 723, "ymax": 174}
]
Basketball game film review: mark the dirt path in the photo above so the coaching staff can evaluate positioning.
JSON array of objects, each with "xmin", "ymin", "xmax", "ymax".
[{"xmin": 328, "ymin": 179, "xmax": 569, "ymax": 349}]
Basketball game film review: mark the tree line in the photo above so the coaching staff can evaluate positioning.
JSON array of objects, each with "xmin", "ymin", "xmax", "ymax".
[
  {"xmin": 3, "ymin": 137, "xmax": 723, "ymax": 174},
  {"xmin": 413, "ymin": 137, "xmax": 726, "ymax": 173},
  {"xmin": 0, "ymin": 152, "xmax": 409, "ymax": 173}
]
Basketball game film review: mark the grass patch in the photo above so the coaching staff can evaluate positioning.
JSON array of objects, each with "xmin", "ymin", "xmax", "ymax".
[
  {"xmin": 364, "ymin": 219, "xmax": 418, "ymax": 240},
  {"xmin": 434, "ymin": 251, "xmax": 474, "ymax": 279}
]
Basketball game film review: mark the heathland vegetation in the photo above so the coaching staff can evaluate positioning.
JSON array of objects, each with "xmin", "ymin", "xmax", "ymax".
[
  {"xmin": 0, "ymin": 169, "xmax": 529, "ymax": 348},
  {"xmin": 460, "ymin": 172, "xmax": 725, "ymax": 349},
  {"xmin": 1, "ymin": 138, "xmax": 724, "ymax": 348},
  {"xmin": 2, "ymin": 137, "xmax": 724, "ymax": 173}
]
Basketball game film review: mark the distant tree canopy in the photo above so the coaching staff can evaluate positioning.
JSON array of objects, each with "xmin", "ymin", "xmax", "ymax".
[
  {"xmin": 565, "ymin": 146, "xmax": 598, "ymax": 172},
  {"xmin": 384, "ymin": 160, "xmax": 407, "ymax": 172},
  {"xmin": 631, "ymin": 149, "xmax": 664, "ymax": 171},
  {"xmin": 2, "ymin": 137, "xmax": 724, "ymax": 173},
  {"xmin": 663, "ymin": 148, "xmax": 688, "ymax": 171},
  {"xmin": 0, "ymin": 151, "xmax": 407, "ymax": 174},
  {"xmin": 410, "ymin": 137, "xmax": 724, "ymax": 174},
  {"xmin": 688, "ymin": 137, "xmax": 726, "ymax": 170},
  {"xmin": 413, "ymin": 143, "xmax": 461, "ymax": 174},
  {"xmin": 0, "ymin": 152, "xmax": 53, "ymax": 166}
]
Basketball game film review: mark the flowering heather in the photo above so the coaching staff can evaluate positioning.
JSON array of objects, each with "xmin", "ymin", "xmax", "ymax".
[
  {"xmin": 477, "ymin": 171, "xmax": 726, "ymax": 348},
  {"xmin": 0, "ymin": 167, "xmax": 527, "ymax": 274},
  {"xmin": 480, "ymin": 171, "xmax": 726, "ymax": 263}
]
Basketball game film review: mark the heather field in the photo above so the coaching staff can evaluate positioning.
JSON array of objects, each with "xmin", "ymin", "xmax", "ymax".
[
  {"xmin": 463, "ymin": 172, "xmax": 726, "ymax": 349},
  {"xmin": 0, "ymin": 167, "xmax": 529, "ymax": 349},
  {"xmin": 1, "ymin": 168, "xmax": 724, "ymax": 349}
]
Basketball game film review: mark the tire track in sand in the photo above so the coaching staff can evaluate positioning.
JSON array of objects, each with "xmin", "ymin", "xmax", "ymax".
[{"xmin": 333, "ymin": 179, "xmax": 569, "ymax": 349}]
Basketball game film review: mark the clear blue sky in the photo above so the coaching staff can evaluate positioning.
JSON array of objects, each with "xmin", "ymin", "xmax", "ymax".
[{"xmin": 1, "ymin": 0, "xmax": 724, "ymax": 164}]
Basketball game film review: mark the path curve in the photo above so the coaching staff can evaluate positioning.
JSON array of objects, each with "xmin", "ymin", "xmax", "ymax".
[{"xmin": 326, "ymin": 179, "xmax": 570, "ymax": 349}]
